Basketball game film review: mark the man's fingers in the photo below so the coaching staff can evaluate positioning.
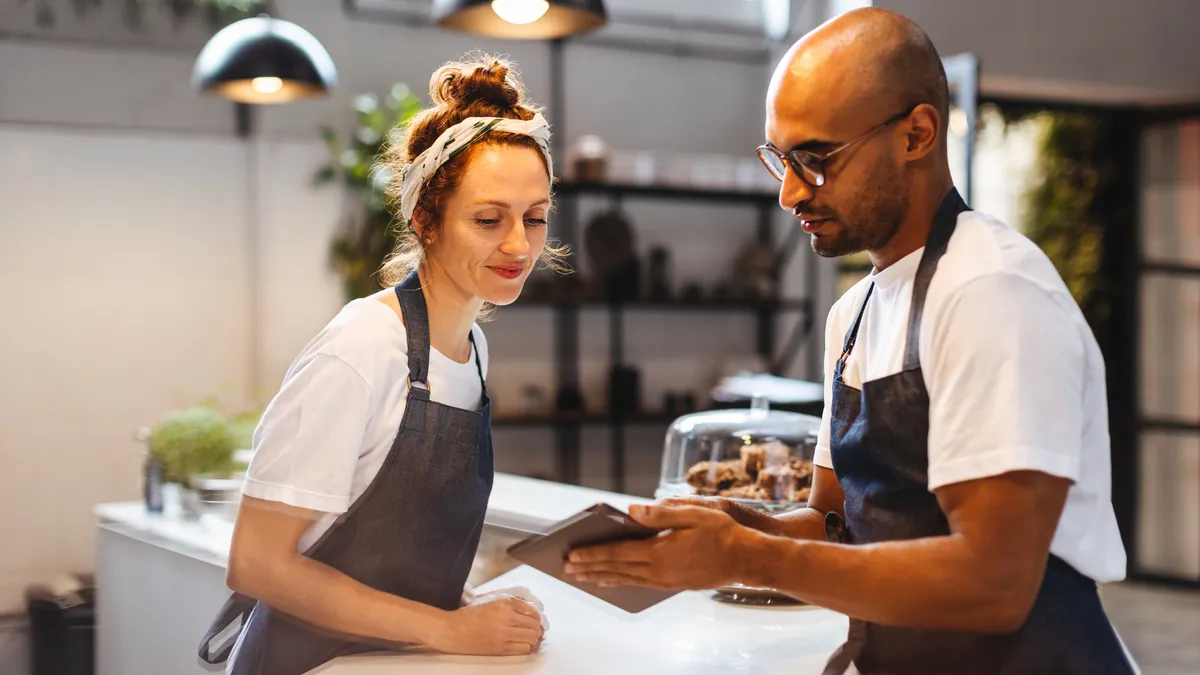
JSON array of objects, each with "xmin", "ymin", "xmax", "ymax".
[
  {"xmin": 564, "ymin": 560, "xmax": 649, "ymax": 576},
  {"xmin": 629, "ymin": 504, "xmax": 726, "ymax": 530},
  {"xmin": 574, "ymin": 571, "xmax": 675, "ymax": 590},
  {"xmin": 567, "ymin": 538, "xmax": 655, "ymax": 564},
  {"xmin": 660, "ymin": 497, "xmax": 720, "ymax": 509}
]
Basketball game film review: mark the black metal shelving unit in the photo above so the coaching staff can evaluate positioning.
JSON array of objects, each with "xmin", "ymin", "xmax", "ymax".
[{"xmin": 495, "ymin": 179, "xmax": 816, "ymax": 493}]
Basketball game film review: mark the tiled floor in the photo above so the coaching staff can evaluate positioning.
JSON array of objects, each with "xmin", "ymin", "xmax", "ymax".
[{"xmin": 1101, "ymin": 581, "xmax": 1200, "ymax": 674}]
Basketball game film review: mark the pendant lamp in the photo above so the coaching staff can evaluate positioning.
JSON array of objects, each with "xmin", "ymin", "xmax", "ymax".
[
  {"xmin": 193, "ymin": 15, "xmax": 337, "ymax": 104},
  {"xmin": 433, "ymin": 0, "xmax": 606, "ymax": 39}
]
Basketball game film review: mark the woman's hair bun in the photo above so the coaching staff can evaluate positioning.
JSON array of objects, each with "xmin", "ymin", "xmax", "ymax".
[{"xmin": 430, "ymin": 56, "xmax": 524, "ymax": 111}]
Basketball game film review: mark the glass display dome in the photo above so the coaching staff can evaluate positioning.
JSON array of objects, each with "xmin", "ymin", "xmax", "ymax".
[{"xmin": 655, "ymin": 395, "xmax": 821, "ymax": 513}]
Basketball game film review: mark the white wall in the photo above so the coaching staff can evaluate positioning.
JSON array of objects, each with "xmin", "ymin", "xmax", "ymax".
[
  {"xmin": 0, "ymin": 0, "xmax": 811, "ymax": 614},
  {"xmin": 876, "ymin": 0, "xmax": 1200, "ymax": 105},
  {"xmin": 0, "ymin": 126, "xmax": 252, "ymax": 613}
]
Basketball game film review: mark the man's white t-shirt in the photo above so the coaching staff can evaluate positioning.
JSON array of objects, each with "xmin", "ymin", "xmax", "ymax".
[
  {"xmin": 242, "ymin": 297, "xmax": 489, "ymax": 552},
  {"xmin": 813, "ymin": 209, "xmax": 1127, "ymax": 583}
]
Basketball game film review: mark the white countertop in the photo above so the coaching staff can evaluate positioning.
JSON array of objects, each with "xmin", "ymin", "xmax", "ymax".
[
  {"xmin": 95, "ymin": 474, "xmax": 849, "ymax": 675},
  {"xmin": 312, "ymin": 566, "xmax": 848, "ymax": 675},
  {"xmin": 93, "ymin": 473, "xmax": 654, "ymax": 569}
]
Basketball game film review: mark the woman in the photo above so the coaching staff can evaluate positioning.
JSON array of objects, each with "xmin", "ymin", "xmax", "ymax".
[{"xmin": 198, "ymin": 55, "xmax": 566, "ymax": 675}]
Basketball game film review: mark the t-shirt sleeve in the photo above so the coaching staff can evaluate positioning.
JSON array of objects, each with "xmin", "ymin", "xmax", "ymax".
[
  {"xmin": 814, "ymin": 301, "xmax": 843, "ymax": 470},
  {"xmin": 925, "ymin": 273, "xmax": 1086, "ymax": 490},
  {"xmin": 242, "ymin": 353, "xmax": 374, "ymax": 514}
]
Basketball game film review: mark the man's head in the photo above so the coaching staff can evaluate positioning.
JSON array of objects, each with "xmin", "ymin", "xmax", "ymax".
[{"xmin": 763, "ymin": 8, "xmax": 950, "ymax": 258}]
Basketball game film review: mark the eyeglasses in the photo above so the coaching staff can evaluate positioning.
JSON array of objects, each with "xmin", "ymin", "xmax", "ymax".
[{"xmin": 756, "ymin": 106, "xmax": 917, "ymax": 187}]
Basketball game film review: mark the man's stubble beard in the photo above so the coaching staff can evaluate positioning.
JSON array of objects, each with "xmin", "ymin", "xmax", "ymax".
[{"xmin": 811, "ymin": 159, "xmax": 908, "ymax": 259}]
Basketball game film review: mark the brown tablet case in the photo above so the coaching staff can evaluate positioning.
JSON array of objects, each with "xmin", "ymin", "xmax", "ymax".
[{"xmin": 505, "ymin": 503, "xmax": 681, "ymax": 613}]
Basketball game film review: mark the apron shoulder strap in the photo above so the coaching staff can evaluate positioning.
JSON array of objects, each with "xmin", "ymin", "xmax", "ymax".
[
  {"xmin": 837, "ymin": 282, "xmax": 875, "ymax": 377},
  {"xmin": 468, "ymin": 327, "xmax": 487, "ymax": 398},
  {"xmin": 902, "ymin": 188, "xmax": 971, "ymax": 370},
  {"xmin": 395, "ymin": 271, "xmax": 432, "ymax": 391}
]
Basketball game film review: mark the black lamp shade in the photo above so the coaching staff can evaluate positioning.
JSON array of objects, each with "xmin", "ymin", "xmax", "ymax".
[
  {"xmin": 193, "ymin": 16, "xmax": 337, "ymax": 104},
  {"xmin": 433, "ymin": 0, "xmax": 606, "ymax": 39}
]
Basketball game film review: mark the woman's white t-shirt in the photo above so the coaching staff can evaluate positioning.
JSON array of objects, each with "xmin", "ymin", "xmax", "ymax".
[{"xmin": 242, "ymin": 297, "xmax": 488, "ymax": 552}]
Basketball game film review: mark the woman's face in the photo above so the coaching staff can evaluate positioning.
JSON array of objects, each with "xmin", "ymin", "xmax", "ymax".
[{"xmin": 422, "ymin": 144, "xmax": 551, "ymax": 307}]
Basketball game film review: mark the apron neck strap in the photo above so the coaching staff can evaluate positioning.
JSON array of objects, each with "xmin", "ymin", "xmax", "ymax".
[
  {"xmin": 394, "ymin": 270, "xmax": 488, "ymax": 396},
  {"xmin": 902, "ymin": 187, "xmax": 970, "ymax": 370},
  {"xmin": 395, "ymin": 271, "xmax": 432, "ymax": 389},
  {"xmin": 836, "ymin": 187, "xmax": 970, "ymax": 373}
]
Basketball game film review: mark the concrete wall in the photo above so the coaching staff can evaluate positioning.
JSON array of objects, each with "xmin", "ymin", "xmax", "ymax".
[{"xmin": 877, "ymin": 0, "xmax": 1200, "ymax": 105}]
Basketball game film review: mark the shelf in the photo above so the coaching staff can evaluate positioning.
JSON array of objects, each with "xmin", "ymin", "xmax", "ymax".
[
  {"xmin": 511, "ymin": 297, "xmax": 811, "ymax": 312},
  {"xmin": 556, "ymin": 180, "xmax": 779, "ymax": 205}
]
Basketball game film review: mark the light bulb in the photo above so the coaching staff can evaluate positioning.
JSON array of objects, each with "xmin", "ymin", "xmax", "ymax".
[
  {"xmin": 251, "ymin": 77, "xmax": 284, "ymax": 94},
  {"xmin": 491, "ymin": 0, "xmax": 549, "ymax": 25}
]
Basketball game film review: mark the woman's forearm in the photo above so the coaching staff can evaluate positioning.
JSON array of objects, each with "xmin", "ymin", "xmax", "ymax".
[{"xmin": 228, "ymin": 554, "xmax": 446, "ymax": 646}]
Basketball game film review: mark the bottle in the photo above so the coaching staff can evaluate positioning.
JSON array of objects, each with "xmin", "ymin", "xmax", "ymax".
[{"xmin": 136, "ymin": 427, "xmax": 164, "ymax": 514}]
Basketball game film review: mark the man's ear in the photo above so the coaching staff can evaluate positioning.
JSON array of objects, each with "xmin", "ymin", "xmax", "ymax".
[{"xmin": 903, "ymin": 103, "xmax": 941, "ymax": 160}]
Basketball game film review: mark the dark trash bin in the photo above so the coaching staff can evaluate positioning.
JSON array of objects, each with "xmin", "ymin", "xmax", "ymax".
[{"xmin": 25, "ymin": 576, "xmax": 95, "ymax": 675}]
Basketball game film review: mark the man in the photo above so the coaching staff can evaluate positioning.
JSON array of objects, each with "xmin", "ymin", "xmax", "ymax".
[{"xmin": 564, "ymin": 8, "xmax": 1136, "ymax": 674}]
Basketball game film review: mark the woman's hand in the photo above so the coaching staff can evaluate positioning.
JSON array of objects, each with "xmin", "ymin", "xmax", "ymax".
[{"xmin": 426, "ymin": 596, "xmax": 545, "ymax": 656}]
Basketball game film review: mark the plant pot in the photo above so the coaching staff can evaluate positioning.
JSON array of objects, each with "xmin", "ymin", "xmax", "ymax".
[{"xmin": 189, "ymin": 472, "xmax": 244, "ymax": 522}]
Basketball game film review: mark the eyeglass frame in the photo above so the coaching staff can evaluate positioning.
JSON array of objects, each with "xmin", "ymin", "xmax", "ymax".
[{"xmin": 755, "ymin": 105, "xmax": 919, "ymax": 187}]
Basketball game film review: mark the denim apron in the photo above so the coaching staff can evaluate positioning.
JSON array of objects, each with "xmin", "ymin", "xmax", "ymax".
[
  {"xmin": 198, "ymin": 271, "xmax": 495, "ymax": 675},
  {"xmin": 821, "ymin": 189, "xmax": 1135, "ymax": 675}
]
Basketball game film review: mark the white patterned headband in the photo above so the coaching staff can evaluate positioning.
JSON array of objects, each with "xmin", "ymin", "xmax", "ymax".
[{"xmin": 399, "ymin": 112, "xmax": 553, "ymax": 224}]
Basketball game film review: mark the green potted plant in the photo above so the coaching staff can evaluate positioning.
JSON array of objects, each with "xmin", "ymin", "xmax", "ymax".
[
  {"xmin": 315, "ymin": 84, "xmax": 424, "ymax": 300},
  {"xmin": 147, "ymin": 405, "xmax": 240, "ymax": 519}
]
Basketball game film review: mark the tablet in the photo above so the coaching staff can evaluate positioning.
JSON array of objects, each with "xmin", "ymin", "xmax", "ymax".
[{"xmin": 505, "ymin": 503, "xmax": 680, "ymax": 613}]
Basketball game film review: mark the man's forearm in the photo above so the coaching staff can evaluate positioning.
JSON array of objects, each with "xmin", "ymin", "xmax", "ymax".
[
  {"xmin": 771, "ymin": 507, "xmax": 829, "ymax": 540},
  {"xmin": 736, "ymin": 529, "xmax": 1035, "ymax": 632}
]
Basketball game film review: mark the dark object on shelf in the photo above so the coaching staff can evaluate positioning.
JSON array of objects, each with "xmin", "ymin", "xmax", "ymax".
[
  {"xmin": 555, "ymin": 385, "xmax": 586, "ymax": 414},
  {"xmin": 663, "ymin": 391, "xmax": 699, "ymax": 417},
  {"xmin": 26, "ymin": 576, "xmax": 96, "ymax": 675},
  {"xmin": 647, "ymin": 246, "xmax": 671, "ymax": 301},
  {"xmin": 683, "ymin": 392, "xmax": 697, "ymax": 412},
  {"xmin": 730, "ymin": 237, "xmax": 779, "ymax": 299},
  {"xmin": 571, "ymin": 135, "xmax": 610, "ymax": 182},
  {"xmin": 519, "ymin": 385, "xmax": 548, "ymax": 417},
  {"xmin": 585, "ymin": 209, "xmax": 640, "ymax": 301},
  {"xmin": 712, "ymin": 281, "xmax": 732, "ymax": 301},
  {"xmin": 663, "ymin": 392, "xmax": 679, "ymax": 417},
  {"xmin": 680, "ymin": 282, "xmax": 704, "ymax": 303},
  {"xmin": 608, "ymin": 366, "xmax": 642, "ymax": 418}
]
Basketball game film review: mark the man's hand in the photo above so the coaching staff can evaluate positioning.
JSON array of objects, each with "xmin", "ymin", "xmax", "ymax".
[
  {"xmin": 659, "ymin": 497, "xmax": 785, "ymax": 536},
  {"xmin": 563, "ymin": 504, "xmax": 749, "ymax": 591}
]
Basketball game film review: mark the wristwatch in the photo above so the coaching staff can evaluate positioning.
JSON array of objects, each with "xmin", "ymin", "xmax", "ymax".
[{"xmin": 824, "ymin": 511, "xmax": 849, "ymax": 544}]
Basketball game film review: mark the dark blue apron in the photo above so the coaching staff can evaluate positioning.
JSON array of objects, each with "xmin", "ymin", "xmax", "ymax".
[
  {"xmin": 821, "ymin": 188, "xmax": 1134, "ymax": 675},
  {"xmin": 198, "ymin": 271, "xmax": 495, "ymax": 675}
]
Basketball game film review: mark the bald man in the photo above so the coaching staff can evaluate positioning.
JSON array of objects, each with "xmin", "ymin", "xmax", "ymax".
[{"xmin": 565, "ymin": 8, "xmax": 1136, "ymax": 675}]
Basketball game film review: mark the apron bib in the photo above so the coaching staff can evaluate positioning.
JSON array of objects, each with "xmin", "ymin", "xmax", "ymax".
[
  {"xmin": 821, "ymin": 189, "xmax": 1134, "ymax": 675},
  {"xmin": 198, "ymin": 271, "xmax": 495, "ymax": 675}
]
